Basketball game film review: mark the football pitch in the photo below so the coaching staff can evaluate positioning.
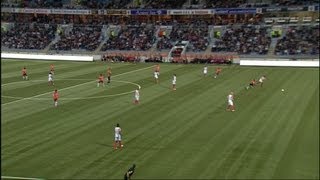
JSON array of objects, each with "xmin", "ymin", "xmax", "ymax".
[{"xmin": 1, "ymin": 59, "xmax": 319, "ymax": 179}]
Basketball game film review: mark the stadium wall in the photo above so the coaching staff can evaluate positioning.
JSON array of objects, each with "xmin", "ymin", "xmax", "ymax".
[
  {"xmin": 1, "ymin": 53, "xmax": 94, "ymax": 62},
  {"xmin": 240, "ymin": 59, "xmax": 319, "ymax": 67}
]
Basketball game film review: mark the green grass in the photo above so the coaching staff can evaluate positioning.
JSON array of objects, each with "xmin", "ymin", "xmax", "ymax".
[{"xmin": 1, "ymin": 59, "xmax": 319, "ymax": 179}]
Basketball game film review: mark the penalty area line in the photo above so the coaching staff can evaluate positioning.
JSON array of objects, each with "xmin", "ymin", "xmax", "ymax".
[
  {"xmin": 1, "ymin": 176, "xmax": 45, "ymax": 180},
  {"xmin": 2, "ymin": 80, "xmax": 141, "ymax": 100},
  {"xmin": 2, "ymin": 65, "xmax": 150, "ymax": 106}
]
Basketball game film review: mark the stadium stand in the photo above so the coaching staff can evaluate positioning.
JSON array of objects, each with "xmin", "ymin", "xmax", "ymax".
[
  {"xmin": 155, "ymin": 20, "xmax": 210, "ymax": 52},
  {"xmin": 212, "ymin": 25, "xmax": 272, "ymax": 55},
  {"xmin": 50, "ymin": 25, "xmax": 102, "ymax": 51},
  {"xmin": 101, "ymin": 23, "xmax": 155, "ymax": 51},
  {"xmin": 1, "ymin": 23, "xmax": 56, "ymax": 50},
  {"xmin": 274, "ymin": 25, "xmax": 319, "ymax": 55},
  {"xmin": 1, "ymin": 0, "xmax": 319, "ymax": 62}
]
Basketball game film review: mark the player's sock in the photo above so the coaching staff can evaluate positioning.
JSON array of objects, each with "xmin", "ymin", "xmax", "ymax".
[
  {"xmin": 97, "ymin": 83, "xmax": 99, "ymax": 87},
  {"xmin": 55, "ymin": 102, "xmax": 58, "ymax": 107}
]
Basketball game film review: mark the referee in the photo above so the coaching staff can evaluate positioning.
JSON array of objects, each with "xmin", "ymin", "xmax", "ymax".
[{"xmin": 124, "ymin": 164, "xmax": 136, "ymax": 180}]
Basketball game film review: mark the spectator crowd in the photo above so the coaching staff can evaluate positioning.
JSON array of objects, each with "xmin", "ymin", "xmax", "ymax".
[
  {"xmin": 1, "ymin": 23, "xmax": 56, "ymax": 49},
  {"xmin": 212, "ymin": 26, "xmax": 271, "ymax": 55},
  {"xmin": 275, "ymin": 26, "xmax": 319, "ymax": 55},
  {"xmin": 50, "ymin": 25, "xmax": 102, "ymax": 51},
  {"xmin": 101, "ymin": 23, "xmax": 155, "ymax": 51}
]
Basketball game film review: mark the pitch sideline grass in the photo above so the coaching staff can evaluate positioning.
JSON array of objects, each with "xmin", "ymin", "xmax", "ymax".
[{"xmin": 1, "ymin": 59, "xmax": 319, "ymax": 179}]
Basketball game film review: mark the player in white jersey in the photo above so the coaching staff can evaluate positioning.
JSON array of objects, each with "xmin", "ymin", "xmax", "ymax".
[
  {"xmin": 203, "ymin": 66, "xmax": 208, "ymax": 76},
  {"xmin": 48, "ymin": 72, "xmax": 54, "ymax": 86},
  {"xmin": 226, "ymin": 92, "xmax": 235, "ymax": 112},
  {"xmin": 114, "ymin": 123, "xmax": 123, "ymax": 149},
  {"xmin": 154, "ymin": 71, "xmax": 159, "ymax": 84},
  {"xmin": 258, "ymin": 75, "xmax": 266, "ymax": 87},
  {"xmin": 172, "ymin": 74, "xmax": 177, "ymax": 91},
  {"xmin": 134, "ymin": 88, "xmax": 140, "ymax": 104}
]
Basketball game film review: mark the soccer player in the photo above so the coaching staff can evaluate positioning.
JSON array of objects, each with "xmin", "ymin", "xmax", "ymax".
[
  {"xmin": 154, "ymin": 71, "xmax": 159, "ymax": 84},
  {"xmin": 48, "ymin": 72, "xmax": 54, "ymax": 86},
  {"xmin": 114, "ymin": 123, "xmax": 122, "ymax": 150},
  {"xmin": 226, "ymin": 92, "xmax": 235, "ymax": 112},
  {"xmin": 248, "ymin": 79, "xmax": 256, "ymax": 89},
  {"xmin": 50, "ymin": 64, "xmax": 55, "ymax": 75},
  {"xmin": 155, "ymin": 64, "xmax": 160, "ymax": 75},
  {"xmin": 134, "ymin": 88, "xmax": 140, "ymax": 104},
  {"xmin": 124, "ymin": 164, "xmax": 136, "ymax": 180},
  {"xmin": 257, "ymin": 75, "xmax": 266, "ymax": 87},
  {"xmin": 107, "ymin": 67, "xmax": 112, "ymax": 84},
  {"xmin": 172, "ymin": 74, "xmax": 177, "ymax": 91},
  {"xmin": 53, "ymin": 89, "xmax": 59, "ymax": 107},
  {"xmin": 22, "ymin": 67, "xmax": 28, "ymax": 80},
  {"xmin": 214, "ymin": 67, "xmax": 222, "ymax": 78},
  {"xmin": 203, "ymin": 66, "xmax": 208, "ymax": 76},
  {"xmin": 97, "ymin": 74, "xmax": 105, "ymax": 87}
]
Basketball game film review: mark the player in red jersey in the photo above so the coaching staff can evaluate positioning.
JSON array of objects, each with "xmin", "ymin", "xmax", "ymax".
[
  {"xmin": 22, "ymin": 67, "xmax": 28, "ymax": 80},
  {"xmin": 97, "ymin": 74, "xmax": 105, "ymax": 87},
  {"xmin": 246, "ymin": 79, "xmax": 257, "ymax": 89},
  {"xmin": 214, "ymin": 67, "xmax": 222, "ymax": 78},
  {"xmin": 50, "ymin": 64, "xmax": 55, "ymax": 74},
  {"xmin": 155, "ymin": 64, "xmax": 160, "ymax": 75},
  {"xmin": 107, "ymin": 67, "xmax": 112, "ymax": 84},
  {"xmin": 53, "ymin": 89, "xmax": 59, "ymax": 107}
]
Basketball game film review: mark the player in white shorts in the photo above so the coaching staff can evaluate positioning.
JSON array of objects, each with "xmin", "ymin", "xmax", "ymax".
[
  {"xmin": 48, "ymin": 72, "xmax": 54, "ymax": 86},
  {"xmin": 114, "ymin": 123, "xmax": 123, "ymax": 149},
  {"xmin": 134, "ymin": 88, "xmax": 140, "ymax": 104},
  {"xmin": 172, "ymin": 74, "xmax": 177, "ymax": 91},
  {"xmin": 154, "ymin": 71, "xmax": 159, "ymax": 84},
  {"xmin": 203, "ymin": 66, "xmax": 208, "ymax": 76},
  {"xmin": 258, "ymin": 75, "xmax": 266, "ymax": 87},
  {"xmin": 226, "ymin": 92, "xmax": 235, "ymax": 112}
]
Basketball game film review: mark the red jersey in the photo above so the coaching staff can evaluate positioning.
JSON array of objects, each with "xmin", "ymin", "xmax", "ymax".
[
  {"xmin": 98, "ymin": 75, "xmax": 104, "ymax": 82},
  {"xmin": 22, "ymin": 68, "xmax": 27, "ymax": 75},
  {"xmin": 53, "ymin": 92, "xmax": 59, "ymax": 100},
  {"xmin": 50, "ymin": 64, "xmax": 54, "ymax": 71},
  {"xmin": 216, "ymin": 68, "xmax": 222, "ymax": 74},
  {"xmin": 107, "ymin": 69, "xmax": 112, "ymax": 77},
  {"xmin": 155, "ymin": 65, "xmax": 160, "ymax": 72}
]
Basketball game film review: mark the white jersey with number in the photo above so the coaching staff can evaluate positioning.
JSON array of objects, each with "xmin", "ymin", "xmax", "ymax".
[
  {"xmin": 172, "ymin": 75, "xmax": 176, "ymax": 85},
  {"xmin": 203, "ymin": 67, "xmax": 208, "ymax": 74},
  {"xmin": 48, "ymin": 73, "xmax": 53, "ymax": 81},
  {"xmin": 154, "ymin": 72, "xmax": 158, "ymax": 79},
  {"xmin": 135, "ymin": 89, "xmax": 140, "ymax": 100},
  {"xmin": 227, "ymin": 94, "xmax": 234, "ymax": 106},
  {"xmin": 115, "ymin": 127, "xmax": 122, "ymax": 141},
  {"xmin": 259, "ymin": 76, "xmax": 266, "ymax": 83}
]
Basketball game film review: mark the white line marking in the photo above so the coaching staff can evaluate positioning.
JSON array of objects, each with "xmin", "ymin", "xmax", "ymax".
[
  {"xmin": 2, "ymin": 65, "xmax": 151, "ymax": 106},
  {"xmin": 1, "ymin": 80, "xmax": 45, "ymax": 87},
  {"xmin": 1, "ymin": 176, "xmax": 44, "ymax": 180},
  {"xmin": 2, "ymin": 80, "xmax": 141, "ymax": 100}
]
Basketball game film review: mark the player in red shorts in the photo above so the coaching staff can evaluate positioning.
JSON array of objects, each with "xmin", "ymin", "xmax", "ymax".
[
  {"xmin": 214, "ymin": 67, "xmax": 222, "ymax": 78},
  {"xmin": 97, "ymin": 74, "xmax": 105, "ymax": 87},
  {"xmin": 53, "ymin": 89, "xmax": 59, "ymax": 107},
  {"xmin": 50, "ymin": 64, "xmax": 55, "ymax": 74},
  {"xmin": 22, "ymin": 67, "xmax": 28, "ymax": 80},
  {"xmin": 155, "ymin": 64, "xmax": 160, "ymax": 75},
  {"xmin": 107, "ymin": 67, "xmax": 112, "ymax": 84}
]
